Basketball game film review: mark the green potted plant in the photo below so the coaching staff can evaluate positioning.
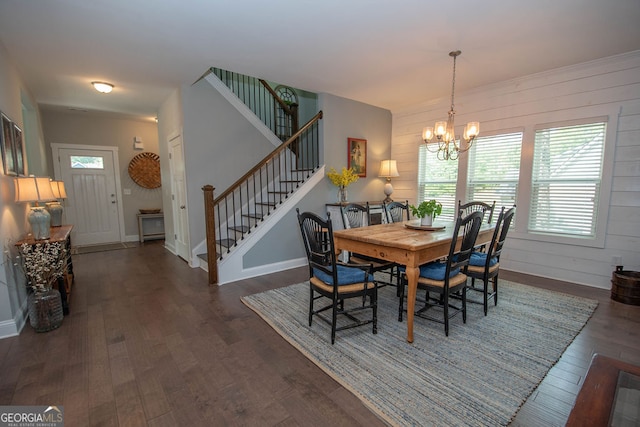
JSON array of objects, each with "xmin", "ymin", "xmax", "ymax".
[{"xmin": 409, "ymin": 199, "xmax": 442, "ymax": 226}]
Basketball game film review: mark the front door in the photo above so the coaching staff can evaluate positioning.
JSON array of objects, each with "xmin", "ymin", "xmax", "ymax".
[{"xmin": 53, "ymin": 144, "xmax": 123, "ymax": 246}]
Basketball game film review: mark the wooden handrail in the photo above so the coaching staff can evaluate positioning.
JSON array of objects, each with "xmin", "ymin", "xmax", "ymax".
[
  {"xmin": 202, "ymin": 185, "xmax": 218, "ymax": 284},
  {"xmin": 214, "ymin": 110, "xmax": 323, "ymax": 204},
  {"xmin": 259, "ymin": 79, "xmax": 296, "ymax": 116}
]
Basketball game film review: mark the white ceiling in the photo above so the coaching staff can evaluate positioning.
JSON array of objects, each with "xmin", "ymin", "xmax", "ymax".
[{"xmin": 1, "ymin": 0, "xmax": 639, "ymax": 120}]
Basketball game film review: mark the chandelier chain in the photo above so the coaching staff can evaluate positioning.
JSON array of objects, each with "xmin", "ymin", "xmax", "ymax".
[{"xmin": 450, "ymin": 51, "xmax": 457, "ymax": 111}]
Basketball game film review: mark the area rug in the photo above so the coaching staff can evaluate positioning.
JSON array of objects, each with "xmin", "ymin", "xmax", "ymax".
[
  {"xmin": 72, "ymin": 242, "xmax": 139, "ymax": 254},
  {"xmin": 241, "ymin": 279, "xmax": 598, "ymax": 426}
]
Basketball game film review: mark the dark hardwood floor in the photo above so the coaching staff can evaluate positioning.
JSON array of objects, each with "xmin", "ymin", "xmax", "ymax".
[{"xmin": 1, "ymin": 241, "xmax": 638, "ymax": 426}]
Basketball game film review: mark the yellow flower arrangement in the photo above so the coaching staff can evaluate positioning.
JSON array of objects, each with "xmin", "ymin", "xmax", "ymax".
[{"xmin": 327, "ymin": 167, "xmax": 359, "ymax": 188}]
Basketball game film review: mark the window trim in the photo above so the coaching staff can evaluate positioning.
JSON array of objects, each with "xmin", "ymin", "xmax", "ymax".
[{"xmin": 514, "ymin": 114, "xmax": 617, "ymax": 248}]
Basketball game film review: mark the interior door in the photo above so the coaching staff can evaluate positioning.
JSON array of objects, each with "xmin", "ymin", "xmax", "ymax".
[
  {"xmin": 56, "ymin": 147, "xmax": 123, "ymax": 246},
  {"xmin": 169, "ymin": 134, "xmax": 190, "ymax": 261}
]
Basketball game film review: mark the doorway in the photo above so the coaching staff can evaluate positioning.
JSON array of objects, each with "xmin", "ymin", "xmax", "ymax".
[
  {"xmin": 169, "ymin": 133, "xmax": 190, "ymax": 262},
  {"xmin": 52, "ymin": 144, "xmax": 125, "ymax": 246}
]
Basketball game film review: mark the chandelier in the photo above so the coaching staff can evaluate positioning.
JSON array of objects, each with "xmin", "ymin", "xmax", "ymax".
[{"xmin": 422, "ymin": 50, "xmax": 479, "ymax": 161}]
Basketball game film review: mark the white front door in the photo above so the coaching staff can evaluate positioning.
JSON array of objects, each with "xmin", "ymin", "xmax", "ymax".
[
  {"xmin": 53, "ymin": 145, "xmax": 123, "ymax": 246},
  {"xmin": 169, "ymin": 134, "xmax": 190, "ymax": 261}
]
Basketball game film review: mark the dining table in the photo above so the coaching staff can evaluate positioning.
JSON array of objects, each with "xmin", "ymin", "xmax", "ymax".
[{"xmin": 332, "ymin": 219, "xmax": 494, "ymax": 343}]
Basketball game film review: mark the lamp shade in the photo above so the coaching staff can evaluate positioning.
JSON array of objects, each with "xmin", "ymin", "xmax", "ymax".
[
  {"xmin": 15, "ymin": 176, "xmax": 57, "ymax": 203},
  {"xmin": 378, "ymin": 160, "xmax": 400, "ymax": 178},
  {"xmin": 15, "ymin": 177, "xmax": 56, "ymax": 240},
  {"xmin": 50, "ymin": 180, "xmax": 67, "ymax": 199}
]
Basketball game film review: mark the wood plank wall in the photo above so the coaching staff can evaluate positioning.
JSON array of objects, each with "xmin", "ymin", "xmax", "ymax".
[{"xmin": 391, "ymin": 51, "xmax": 640, "ymax": 289}]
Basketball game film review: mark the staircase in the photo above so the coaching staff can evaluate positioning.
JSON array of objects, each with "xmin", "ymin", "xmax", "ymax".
[{"xmin": 199, "ymin": 69, "xmax": 323, "ymax": 284}]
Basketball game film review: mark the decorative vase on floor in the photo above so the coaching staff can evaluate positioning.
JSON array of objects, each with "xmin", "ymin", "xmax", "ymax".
[
  {"xmin": 338, "ymin": 187, "xmax": 348, "ymax": 203},
  {"xmin": 28, "ymin": 288, "xmax": 63, "ymax": 332},
  {"xmin": 420, "ymin": 216, "xmax": 434, "ymax": 227}
]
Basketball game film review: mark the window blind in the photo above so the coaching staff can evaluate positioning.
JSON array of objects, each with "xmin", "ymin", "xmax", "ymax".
[
  {"xmin": 467, "ymin": 132, "xmax": 522, "ymax": 212},
  {"xmin": 417, "ymin": 145, "xmax": 458, "ymax": 220},
  {"xmin": 529, "ymin": 121, "xmax": 606, "ymax": 237}
]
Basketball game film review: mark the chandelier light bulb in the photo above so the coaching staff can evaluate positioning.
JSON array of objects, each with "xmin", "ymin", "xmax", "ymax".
[{"xmin": 422, "ymin": 127, "xmax": 434, "ymax": 142}]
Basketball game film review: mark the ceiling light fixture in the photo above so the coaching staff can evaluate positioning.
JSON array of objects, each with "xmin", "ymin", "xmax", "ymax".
[
  {"xmin": 92, "ymin": 81, "xmax": 114, "ymax": 93},
  {"xmin": 422, "ymin": 50, "xmax": 479, "ymax": 161}
]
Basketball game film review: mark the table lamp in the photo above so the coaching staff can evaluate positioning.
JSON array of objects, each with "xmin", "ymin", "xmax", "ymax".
[
  {"xmin": 15, "ymin": 176, "xmax": 57, "ymax": 240},
  {"xmin": 46, "ymin": 180, "xmax": 67, "ymax": 227},
  {"xmin": 378, "ymin": 160, "xmax": 400, "ymax": 203}
]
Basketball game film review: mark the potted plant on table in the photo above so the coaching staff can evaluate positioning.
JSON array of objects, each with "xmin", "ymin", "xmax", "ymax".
[
  {"xmin": 327, "ymin": 167, "xmax": 359, "ymax": 203},
  {"xmin": 410, "ymin": 199, "xmax": 442, "ymax": 226}
]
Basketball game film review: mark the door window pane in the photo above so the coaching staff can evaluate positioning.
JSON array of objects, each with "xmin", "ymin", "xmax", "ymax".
[{"xmin": 70, "ymin": 155, "xmax": 104, "ymax": 169}]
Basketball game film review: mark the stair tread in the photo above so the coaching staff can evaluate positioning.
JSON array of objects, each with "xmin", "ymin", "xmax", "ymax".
[
  {"xmin": 242, "ymin": 213, "xmax": 264, "ymax": 219},
  {"xmin": 217, "ymin": 238, "xmax": 236, "ymax": 248},
  {"xmin": 228, "ymin": 225, "xmax": 251, "ymax": 232},
  {"xmin": 256, "ymin": 201, "xmax": 277, "ymax": 206}
]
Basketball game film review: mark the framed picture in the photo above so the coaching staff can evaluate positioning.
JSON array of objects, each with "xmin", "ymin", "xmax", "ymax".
[
  {"xmin": 348, "ymin": 137, "xmax": 367, "ymax": 177},
  {"xmin": 13, "ymin": 123, "xmax": 25, "ymax": 176},
  {"xmin": 1, "ymin": 113, "xmax": 16, "ymax": 176}
]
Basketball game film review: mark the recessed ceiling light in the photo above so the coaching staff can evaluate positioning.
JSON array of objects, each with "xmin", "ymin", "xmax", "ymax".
[{"xmin": 92, "ymin": 81, "xmax": 114, "ymax": 93}]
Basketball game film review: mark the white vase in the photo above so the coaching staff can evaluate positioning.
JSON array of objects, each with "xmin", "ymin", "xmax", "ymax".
[{"xmin": 420, "ymin": 216, "xmax": 433, "ymax": 227}]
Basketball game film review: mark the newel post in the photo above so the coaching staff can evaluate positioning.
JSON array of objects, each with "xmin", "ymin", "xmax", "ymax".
[{"xmin": 202, "ymin": 185, "xmax": 218, "ymax": 285}]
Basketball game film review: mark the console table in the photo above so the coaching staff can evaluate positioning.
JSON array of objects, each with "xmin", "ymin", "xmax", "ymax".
[
  {"xmin": 137, "ymin": 212, "xmax": 165, "ymax": 242},
  {"xmin": 15, "ymin": 225, "xmax": 74, "ymax": 315}
]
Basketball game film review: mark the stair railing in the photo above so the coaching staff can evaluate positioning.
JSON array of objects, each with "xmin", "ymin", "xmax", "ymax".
[
  {"xmin": 202, "ymin": 111, "xmax": 323, "ymax": 284},
  {"xmin": 210, "ymin": 67, "xmax": 298, "ymax": 141}
]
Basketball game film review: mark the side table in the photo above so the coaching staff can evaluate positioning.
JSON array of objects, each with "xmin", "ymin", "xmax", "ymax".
[{"xmin": 137, "ymin": 213, "xmax": 165, "ymax": 242}]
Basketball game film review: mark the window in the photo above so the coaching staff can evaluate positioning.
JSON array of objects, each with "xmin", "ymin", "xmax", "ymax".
[
  {"xmin": 529, "ymin": 120, "xmax": 606, "ymax": 238},
  {"xmin": 70, "ymin": 155, "xmax": 104, "ymax": 169},
  {"xmin": 417, "ymin": 145, "xmax": 458, "ymax": 220},
  {"xmin": 467, "ymin": 131, "xmax": 522, "ymax": 212}
]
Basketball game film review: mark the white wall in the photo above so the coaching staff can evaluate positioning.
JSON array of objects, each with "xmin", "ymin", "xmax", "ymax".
[
  {"xmin": 392, "ymin": 51, "xmax": 640, "ymax": 289},
  {"xmin": 0, "ymin": 41, "xmax": 47, "ymax": 337}
]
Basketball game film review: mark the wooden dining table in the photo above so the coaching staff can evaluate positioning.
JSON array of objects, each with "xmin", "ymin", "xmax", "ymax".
[{"xmin": 333, "ymin": 219, "xmax": 494, "ymax": 343}]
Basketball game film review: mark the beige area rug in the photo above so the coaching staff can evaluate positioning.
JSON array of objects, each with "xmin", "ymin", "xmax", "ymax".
[{"xmin": 241, "ymin": 278, "xmax": 598, "ymax": 426}]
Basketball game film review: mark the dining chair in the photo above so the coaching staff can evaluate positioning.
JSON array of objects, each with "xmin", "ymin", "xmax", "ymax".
[
  {"xmin": 458, "ymin": 200, "xmax": 496, "ymax": 224},
  {"xmin": 397, "ymin": 210, "xmax": 484, "ymax": 336},
  {"xmin": 341, "ymin": 203, "xmax": 399, "ymax": 289},
  {"xmin": 383, "ymin": 200, "xmax": 410, "ymax": 223},
  {"xmin": 296, "ymin": 209, "xmax": 378, "ymax": 344},
  {"xmin": 458, "ymin": 200, "xmax": 495, "ymax": 251},
  {"xmin": 466, "ymin": 205, "xmax": 516, "ymax": 315}
]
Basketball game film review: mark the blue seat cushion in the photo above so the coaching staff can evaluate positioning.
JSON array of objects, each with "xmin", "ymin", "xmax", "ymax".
[
  {"xmin": 399, "ymin": 263, "xmax": 460, "ymax": 281},
  {"xmin": 313, "ymin": 265, "xmax": 374, "ymax": 285},
  {"xmin": 469, "ymin": 251, "xmax": 498, "ymax": 267}
]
